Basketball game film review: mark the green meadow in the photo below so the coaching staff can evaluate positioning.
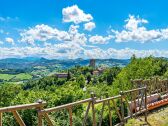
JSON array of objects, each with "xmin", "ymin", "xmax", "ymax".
[{"xmin": 0, "ymin": 73, "xmax": 32, "ymax": 81}]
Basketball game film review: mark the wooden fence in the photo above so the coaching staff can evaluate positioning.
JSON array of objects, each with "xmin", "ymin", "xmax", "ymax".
[
  {"xmin": 131, "ymin": 78, "xmax": 168, "ymax": 96},
  {"xmin": 0, "ymin": 100, "xmax": 46, "ymax": 126},
  {"xmin": 0, "ymin": 87, "xmax": 147, "ymax": 126}
]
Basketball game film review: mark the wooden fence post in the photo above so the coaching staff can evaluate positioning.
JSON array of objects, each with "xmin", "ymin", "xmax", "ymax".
[
  {"xmin": 68, "ymin": 107, "xmax": 73, "ymax": 126},
  {"xmin": 82, "ymin": 102, "xmax": 91, "ymax": 126},
  {"xmin": 120, "ymin": 91, "xmax": 125, "ymax": 126},
  {"xmin": 144, "ymin": 87, "xmax": 147, "ymax": 122},
  {"xmin": 91, "ymin": 92, "xmax": 96, "ymax": 126},
  {"xmin": 12, "ymin": 111, "xmax": 26, "ymax": 126},
  {"xmin": 106, "ymin": 94, "xmax": 112, "ymax": 126},
  {"xmin": 37, "ymin": 99, "xmax": 44, "ymax": 126},
  {"xmin": 0, "ymin": 112, "xmax": 2, "ymax": 126}
]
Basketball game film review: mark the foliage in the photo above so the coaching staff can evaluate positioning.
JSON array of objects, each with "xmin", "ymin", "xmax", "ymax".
[{"xmin": 1, "ymin": 56, "xmax": 168, "ymax": 125}]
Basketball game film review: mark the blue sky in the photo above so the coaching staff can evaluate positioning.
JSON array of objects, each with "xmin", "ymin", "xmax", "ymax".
[{"xmin": 0, "ymin": 0, "xmax": 168, "ymax": 59}]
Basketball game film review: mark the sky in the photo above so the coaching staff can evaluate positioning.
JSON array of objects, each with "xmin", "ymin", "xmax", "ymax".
[{"xmin": 1, "ymin": 0, "xmax": 168, "ymax": 59}]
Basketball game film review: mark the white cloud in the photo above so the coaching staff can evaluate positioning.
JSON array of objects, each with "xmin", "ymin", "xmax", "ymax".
[
  {"xmin": 5, "ymin": 37, "xmax": 14, "ymax": 45},
  {"xmin": 84, "ymin": 48, "xmax": 168, "ymax": 59},
  {"xmin": 62, "ymin": 5, "xmax": 93, "ymax": 24},
  {"xmin": 84, "ymin": 22, "xmax": 96, "ymax": 31},
  {"xmin": 44, "ymin": 42, "xmax": 52, "ymax": 47},
  {"xmin": 1, "ymin": 46, "xmax": 168, "ymax": 59},
  {"xmin": 89, "ymin": 35, "xmax": 113, "ymax": 44},
  {"xmin": 20, "ymin": 24, "xmax": 70, "ymax": 45},
  {"xmin": 0, "ymin": 43, "xmax": 85, "ymax": 59},
  {"xmin": 125, "ymin": 15, "xmax": 148, "ymax": 31},
  {"xmin": 112, "ymin": 15, "xmax": 168, "ymax": 43},
  {"xmin": 68, "ymin": 25, "xmax": 87, "ymax": 45},
  {"xmin": 20, "ymin": 24, "xmax": 87, "ymax": 46},
  {"xmin": 4, "ymin": 14, "xmax": 168, "ymax": 59}
]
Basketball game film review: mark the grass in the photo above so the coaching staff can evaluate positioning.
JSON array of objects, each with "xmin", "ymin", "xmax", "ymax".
[
  {"xmin": 14, "ymin": 73, "xmax": 32, "ymax": 80},
  {"xmin": 0, "ymin": 73, "xmax": 32, "ymax": 81},
  {"xmin": 0, "ymin": 74, "xmax": 15, "ymax": 81},
  {"xmin": 126, "ymin": 105, "xmax": 168, "ymax": 126}
]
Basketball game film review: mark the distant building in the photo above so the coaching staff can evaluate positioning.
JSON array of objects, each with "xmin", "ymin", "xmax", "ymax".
[
  {"xmin": 92, "ymin": 70, "xmax": 100, "ymax": 75},
  {"xmin": 54, "ymin": 73, "xmax": 68, "ymax": 78},
  {"xmin": 97, "ymin": 67, "xmax": 106, "ymax": 74},
  {"xmin": 89, "ymin": 59, "xmax": 96, "ymax": 68},
  {"xmin": 92, "ymin": 67, "xmax": 106, "ymax": 76}
]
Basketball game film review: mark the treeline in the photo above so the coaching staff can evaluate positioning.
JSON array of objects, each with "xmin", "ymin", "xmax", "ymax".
[{"xmin": 1, "ymin": 56, "xmax": 168, "ymax": 125}]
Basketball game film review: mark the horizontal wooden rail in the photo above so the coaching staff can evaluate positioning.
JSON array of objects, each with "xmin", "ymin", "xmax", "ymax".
[
  {"xmin": 0, "ymin": 102, "xmax": 46, "ymax": 113},
  {"xmin": 95, "ymin": 95, "xmax": 121, "ymax": 104},
  {"xmin": 0, "ymin": 101, "xmax": 46, "ymax": 126},
  {"xmin": 123, "ymin": 87, "xmax": 146, "ymax": 94},
  {"xmin": 39, "ymin": 98, "xmax": 93, "ymax": 114}
]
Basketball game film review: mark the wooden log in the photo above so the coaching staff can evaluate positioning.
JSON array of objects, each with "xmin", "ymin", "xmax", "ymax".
[
  {"xmin": 107, "ymin": 100, "xmax": 112, "ymax": 126},
  {"xmin": 43, "ymin": 113, "xmax": 54, "ymax": 126},
  {"xmin": 111, "ymin": 99, "xmax": 122, "ymax": 121},
  {"xmin": 0, "ymin": 112, "xmax": 2, "ymax": 126},
  {"xmin": 12, "ymin": 111, "xmax": 26, "ymax": 126},
  {"xmin": 38, "ymin": 113, "xmax": 43, "ymax": 126},
  {"xmin": 68, "ymin": 107, "xmax": 73, "ymax": 126},
  {"xmin": 40, "ymin": 98, "xmax": 92, "ymax": 114},
  {"xmin": 95, "ymin": 95, "xmax": 121, "ymax": 104},
  {"xmin": 144, "ymin": 87, "xmax": 147, "ymax": 122},
  {"xmin": 0, "ymin": 102, "xmax": 46, "ymax": 113},
  {"xmin": 98, "ymin": 101, "xmax": 105, "ymax": 126},
  {"xmin": 123, "ymin": 87, "xmax": 146, "ymax": 94},
  {"xmin": 82, "ymin": 102, "xmax": 91, "ymax": 126},
  {"xmin": 120, "ymin": 91, "xmax": 125, "ymax": 126},
  {"xmin": 91, "ymin": 92, "xmax": 96, "ymax": 126}
]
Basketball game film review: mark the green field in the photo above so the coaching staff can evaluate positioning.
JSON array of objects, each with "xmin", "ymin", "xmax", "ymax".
[
  {"xmin": 14, "ymin": 73, "xmax": 32, "ymax": 80},
  {"xmin": 0, "ymin": 73, "xmax": 32, "ymax": 81},
  {"xmin": 0, "ymin": 74, "xmax": 15, "ymax": 81}
]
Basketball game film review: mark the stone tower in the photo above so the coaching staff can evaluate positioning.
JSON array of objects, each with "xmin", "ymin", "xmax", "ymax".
[{"xmin": 89, "ymin": 59, "xmax": 96, "ymax": 68}]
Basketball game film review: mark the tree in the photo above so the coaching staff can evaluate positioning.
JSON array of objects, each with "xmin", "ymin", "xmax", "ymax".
[
  {"xmin": 67, "ymin": 70, "xmax": 72, "ymax": 81},
  {"xmin": 76, "ymin": 75, "xmax": 85, "ymax": 88},
  {"xmin": 86, "ymin": 72, "xmax": 92, "ymax": 84}
]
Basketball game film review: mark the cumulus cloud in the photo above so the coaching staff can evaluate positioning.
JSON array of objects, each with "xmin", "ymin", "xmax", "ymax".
[
  {"xmin": 125, "ymin": 15, "xmax": 148, "ymax": 31},
  {"xmin": 20, "ymin": 24, "xmax": 70, "ymax": 45},
  {"xmin": 4, "ymin": 12, "xmax": 168, "ymax": 59},
  {"xmin": 89, "ymin": 35, "xmax": 113, "ymax": 44},
  {"xmin": 84, "ymin": 48, "xmax": 168, "ymax": 59},
  {"xmin": 20, "ymin": 24, "xmax": 87, "ymax": 46},
  {"xmin": 62, "ymin": 5, "xmax": 93, "ymax": 24},
  {"xmin": 5, "ymin": 37, "xmax": 14, "ymax": 45},
  {"xmin": 112, "ymin": 15, "xmax": 168, "ymax": 43},
  {"xmin": 1, "ymin": 46, "xmax": 168, "ymax": 59},
  {"xmin": 0, "ymin": 43, "xmax": 85, "ymax": 59},
  {"xmin": 68, "ymin": 25, "xmax": 87, "ymax": 45},
  {"xmin": 84, "ymin": 22, "xmax": 96, "ymax": 31}
]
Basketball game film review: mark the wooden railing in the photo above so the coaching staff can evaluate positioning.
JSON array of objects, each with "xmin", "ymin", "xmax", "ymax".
[
  {"xmin": 37, "ymin": 87, "xmax": 147, "ymax": 126},
  {"xmin": 131, "ymin": 78, "xmax": 168, "ymax": 96},
  {"xmin": 0, "ymin": 100, "xmax": 46, "ymax": 126},
  {"xmin": 0, "ymin": 78, "xmax": 168, "ymax": 126},
  {"xmin": 2, "ymin": 77, "xmax": 168, "ymax": 125},
  {"xmin": 0, "ymin": 87, "xmax": 148, "ymax": 126}
]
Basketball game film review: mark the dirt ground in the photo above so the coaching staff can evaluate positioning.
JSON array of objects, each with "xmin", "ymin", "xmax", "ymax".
[{"xmin": 126, "ymin": 105, "xmax": 168, "ymax": 126}]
